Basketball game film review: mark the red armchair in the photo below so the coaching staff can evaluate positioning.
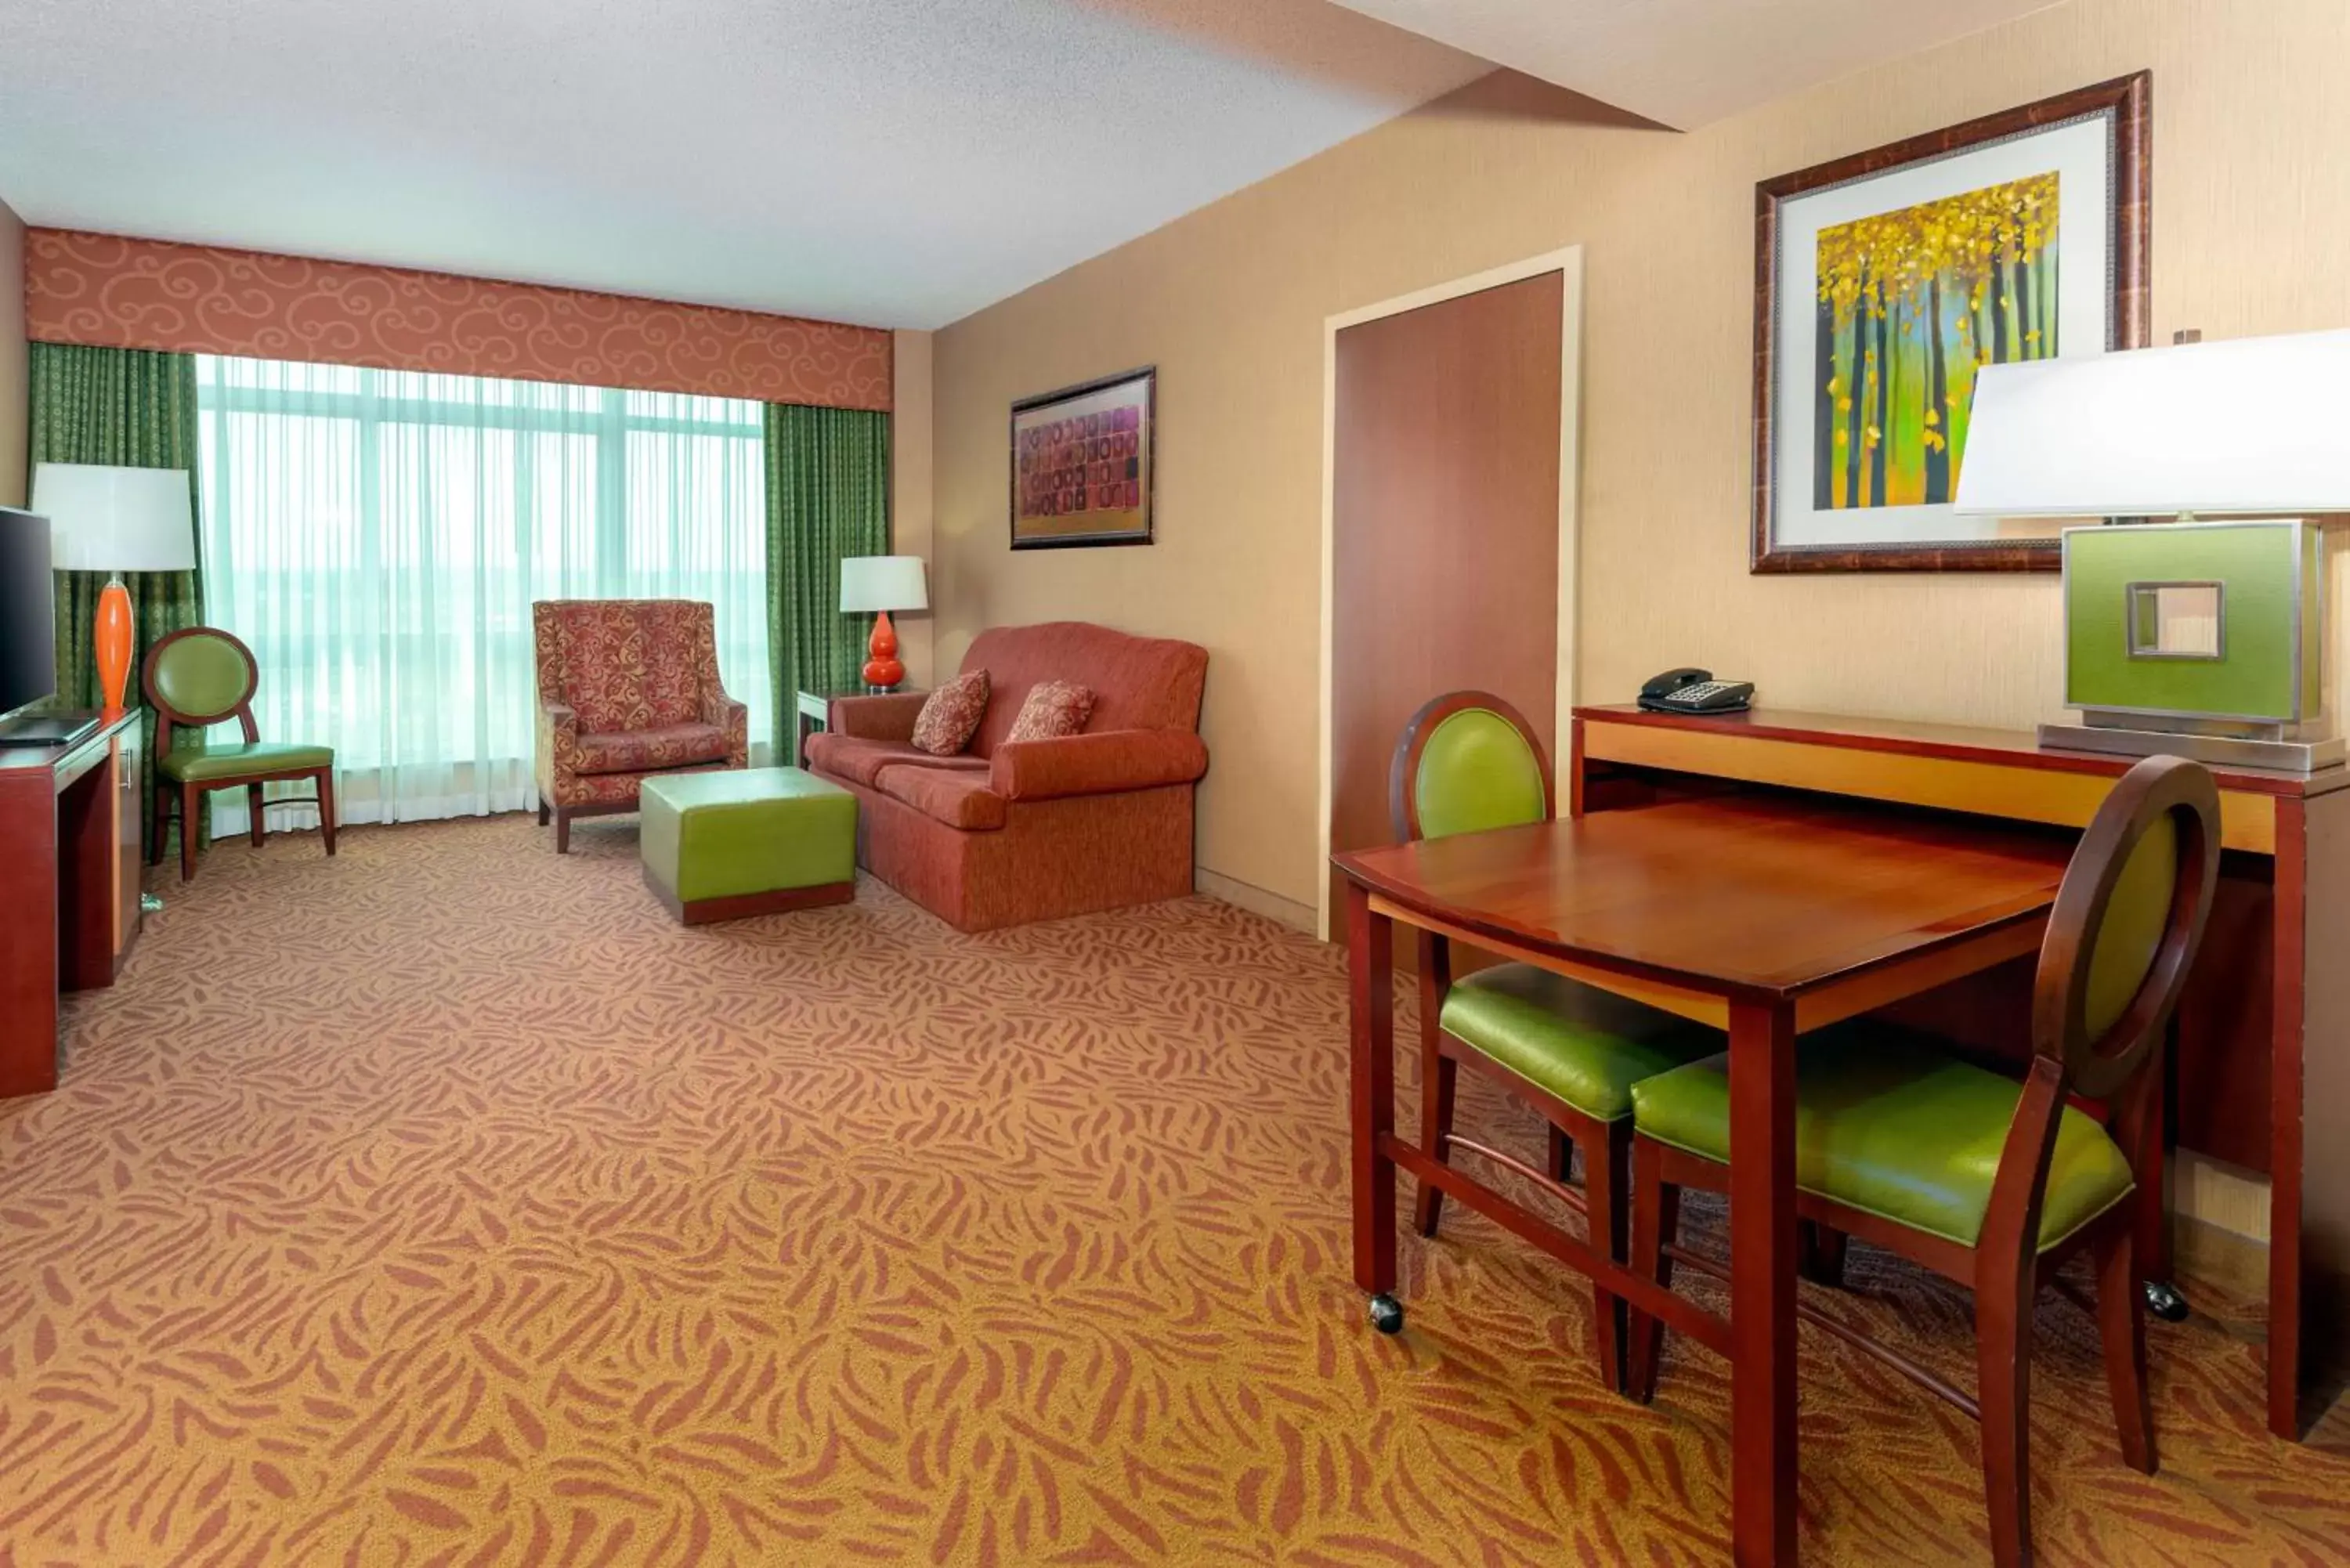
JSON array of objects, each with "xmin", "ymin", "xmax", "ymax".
[
  {"xmin": 804, "ymin": 621, "xmax": 1209, "ymax": 930},
  {"xmin": 533, "ymin": 599, "xmax": 747, "ymax": 851}
]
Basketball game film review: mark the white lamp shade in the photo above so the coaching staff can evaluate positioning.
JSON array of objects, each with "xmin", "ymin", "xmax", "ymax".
[
  {"xmin": 1954, "ymin": 329, "xmax": 2350, "ymax": 518},
  {"xmin": 31, "ymin": 464, "xmax": 197, "ymax": 572},
  {"xmin": 838, "ymin": 555, "xmax": 928, "ymax": 614}
]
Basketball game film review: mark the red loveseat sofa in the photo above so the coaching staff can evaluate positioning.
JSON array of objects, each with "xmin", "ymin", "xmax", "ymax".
[{"xmin": 803, "ymin": 621, "xmax": 1209, "ymax": 931}]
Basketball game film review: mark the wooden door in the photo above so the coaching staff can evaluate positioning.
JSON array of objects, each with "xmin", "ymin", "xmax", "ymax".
[{"xmin": 1329, "ymin": 272, "xmax": 1565, "ymax": 934}]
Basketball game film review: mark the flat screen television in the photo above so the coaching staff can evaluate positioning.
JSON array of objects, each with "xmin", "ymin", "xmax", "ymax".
[{"xmin": 0, "ymin": 506, "xmax": 58, "ymax": 728}]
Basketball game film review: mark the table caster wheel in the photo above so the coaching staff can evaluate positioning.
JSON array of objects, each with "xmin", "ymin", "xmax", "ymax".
[
  {"xmin": 1367, "ymin": 1295, "xmax": 1405, "ymax": 1335},
  {"xmin": 2143, "ymin": 1280, "xmax": 2190, "ymax": 1323}
]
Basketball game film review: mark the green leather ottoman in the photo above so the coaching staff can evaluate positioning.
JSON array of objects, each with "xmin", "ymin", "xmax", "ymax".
[{"xmin": 639, "ymin": 768, "xmax": 857, "ymax": 924}]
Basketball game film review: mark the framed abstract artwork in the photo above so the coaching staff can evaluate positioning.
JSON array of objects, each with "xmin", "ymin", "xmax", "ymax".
[
  {"xmin": 1752, "ymin": 72, "xmax": 2149, "ymax": 573},
  {"xmin": 1010, "ymin": 367, "xmax": 1155, "ymax": 549}
]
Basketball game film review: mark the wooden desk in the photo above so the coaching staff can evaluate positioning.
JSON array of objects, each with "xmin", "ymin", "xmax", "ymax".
[
  {"xmin": 1574, "ymin": 703, "xmax": 2348, "ymax": 1441},
  {"xmin": 0, "ymin": 709, "xmax": 145, "ymax": 1097},
  {"xmin": 1334, "ymin": 796, "xmax": 2073, "ymax": 1567}
]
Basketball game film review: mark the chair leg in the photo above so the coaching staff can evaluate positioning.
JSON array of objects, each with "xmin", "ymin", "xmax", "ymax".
[
  {"xmin": 1799, "ymin": 1220, "xmax": 1849, "ymax": 1288},
  {"xmin": 1975, "ymin": 1271, "xmax": 2037, "ymax": 1568},
  {"xmin": 555, "ymin": 807, "xmax": 571, "ymax": 854},
  {"xmin": 1412, "ymin": 1050, "xmax": 1457, "ymax": 1236},
  {"xmin": 315, "ymin": 769, "xmax": 338, "ymax": 855},
  {"xmin": 149, "ymin": 782, "xmax": 170, "ymax": 868},
  {"xmin": 179, "ymin": 785, "xmax": 201, "ymax": 882},
  {"xmin": 1625, "ymin": 1136, "xmax": 1679, "ymax": 1404},
  {"xmin": 1584, "ymin": 1119, "xmax": 1632, "ymax": 1393},
  {"xmin": 247, "ymin": 783, "xmax": 266, "ymax": 847},
  {"xmin": 1410, "ymin": 932, "xmax": 1453, "ymax": 1237},
  {"xmin": 538, "ymin": 796, "xmax": 551, "ymax": 827},
  {"xmin": 2092, "ymin": 1222, "xmax": 2156, "ymax": 1474}
]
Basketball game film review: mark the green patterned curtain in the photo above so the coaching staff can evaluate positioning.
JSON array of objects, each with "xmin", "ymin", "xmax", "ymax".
[
  {"xmin": 765, "ymin": 403, "xmax": 890, "ymax": 761},
  {"xmin": 28, "ymin": 342, "xmax": 208, "ymax": 846}
]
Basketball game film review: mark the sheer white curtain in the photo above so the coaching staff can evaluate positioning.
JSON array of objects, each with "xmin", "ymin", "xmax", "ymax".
[{"xmin": 194, "ymin": 355, "xmax": 770, "ymax": 832}]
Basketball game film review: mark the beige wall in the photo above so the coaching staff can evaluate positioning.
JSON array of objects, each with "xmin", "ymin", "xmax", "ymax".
[
  {"xmin": 0, "ymin": 195, "xmax": 27, "ymax": 508},
  {"xmin": 891, "ymin": 328, "xmax": 937, "ymax": 689},
  {"xmin": 932, "ymin": 0, "xmax": 2350, "ymax": 919}
]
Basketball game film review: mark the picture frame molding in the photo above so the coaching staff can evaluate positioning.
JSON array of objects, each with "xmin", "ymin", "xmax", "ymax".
[
  {"xmin": 1749, "ymin": 70, "xmax": 2152, "ymax": 574},
  {"xmin": 1008, "ymin": 364, "xmax": 1157, "ymax": 551}
]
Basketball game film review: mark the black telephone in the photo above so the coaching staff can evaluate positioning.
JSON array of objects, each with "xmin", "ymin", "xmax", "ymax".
[{"xmin": 1638, "ymin": 667, "xmax": 1755, "ymax": 714}]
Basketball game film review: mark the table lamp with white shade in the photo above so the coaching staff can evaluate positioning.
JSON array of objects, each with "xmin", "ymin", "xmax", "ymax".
[
  {"xmin": 31, "ymin": 464, "xmax": 198, "ymax": 716},
  {"xmin": 1956, "ymin": 329, "xmax": 2350, "ymax": 771},
  {"xmin": 838, "ymin": 555, "xmax": 929, "ymax": 692}
]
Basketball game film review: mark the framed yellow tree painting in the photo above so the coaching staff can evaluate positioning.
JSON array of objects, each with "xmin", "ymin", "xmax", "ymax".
[{"xmin": 1752, "ymin": 73, "xmax": 2149, "ymax": 572}]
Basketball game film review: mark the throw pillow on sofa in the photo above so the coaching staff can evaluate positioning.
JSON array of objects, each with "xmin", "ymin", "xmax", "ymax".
[
  {"xmin": 911, "ymin": 669, "xmax": 991, "ymax": 755},
  {"xmin": 1005, "ymin": 680, "xmax": 1095, "ymax": 743}
]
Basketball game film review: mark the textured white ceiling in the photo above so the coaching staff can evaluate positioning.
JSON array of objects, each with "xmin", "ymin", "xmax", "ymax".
[
  {"xmin": 0, "ymin": 0, "xmax": 1486, "ymax": 328},
  {"xmin": 1324, "ymin": 0, "xmax": 2062, "ymax": 128}
]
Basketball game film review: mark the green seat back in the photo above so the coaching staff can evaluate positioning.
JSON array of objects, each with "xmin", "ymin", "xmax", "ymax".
[
  {"xmin": 151, "ymin": 631, "xmax": 255, "ymax": 722},
  {"xmin": 1413, "ymin": 708, "xmax": 1549, "ymax": 840},
  {"xmin": 2083, "ymin": 816, "xmax": 2177, "ymax": 1041}
]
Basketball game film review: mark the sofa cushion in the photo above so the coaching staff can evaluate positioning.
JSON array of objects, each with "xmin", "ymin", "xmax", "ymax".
[
  {"xmin": 962, "ymin": 622, "xmax": 1207, "ymax": 757},
  {"xmin": 913, "ymin": 669, "xmax": 991, "ymax": 756},
  {"xmin": 876, "ymin": 764, "xmax": 1009, "ymax": 831},
  {"xmin": 1006, "ymin": 679, "xmax": 1096, "ymax": 743},
  {"xmin": 806, "ymin": 732, "xmax": 989, "ymax": 788},
  {"xmin": 573, "ymin": 721, "xmax": 731, "ymax": 777}
]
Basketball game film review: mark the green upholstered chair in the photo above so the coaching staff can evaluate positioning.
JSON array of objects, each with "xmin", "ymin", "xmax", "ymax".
[
  {"xmin": 142, "ymin": 627, "xmax": 337, "ymax": 882},
  {"xmin": 1624, "ymin": 753, "xmax": 2221, "ymax": 1568},
  {"xmin": 1393, "ymin": 691, "xmax": 1717, "ymax": 1391}
]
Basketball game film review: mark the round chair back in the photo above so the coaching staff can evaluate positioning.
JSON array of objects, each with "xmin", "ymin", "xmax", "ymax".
[
  {"xmin": 2033, "ymin": 752, "xmax": 2222, "ymax": 1100},
  {"xmin": 1389, "ymin": 691, "xmax": 1553, "ymax": 843},
  {"xmin": 143, "ymin": 627, "xmax": 260, "ymax": 730}
]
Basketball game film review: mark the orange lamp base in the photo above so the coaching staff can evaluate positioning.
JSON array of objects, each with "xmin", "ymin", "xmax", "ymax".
[
  {"xmin": 862, "ymin": 609, "xmax": 906, "ymax": 690},
  {"xmin": 95, "ymin": 576, "xmax": 135, "ymax": 717}
]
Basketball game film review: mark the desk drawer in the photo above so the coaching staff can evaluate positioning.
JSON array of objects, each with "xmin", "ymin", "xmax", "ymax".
[{"xmin": 1581, "ymin": 723, "xmax": 2278, "ymax": 854}]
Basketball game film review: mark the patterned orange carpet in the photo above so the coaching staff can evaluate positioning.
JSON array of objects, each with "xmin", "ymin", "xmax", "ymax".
[{"xmin": 2, "ymin": 814, "xmax": 2345, "ymax": 1566}]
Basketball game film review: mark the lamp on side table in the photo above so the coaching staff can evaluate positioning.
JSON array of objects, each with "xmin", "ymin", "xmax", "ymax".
[
  {"xmin": 838, "ymin": 555, "xmax": 929, "ymax": 692},
  {"xmin": 31, "ymin": 464, "xmax": 197, "ymax": 716}
]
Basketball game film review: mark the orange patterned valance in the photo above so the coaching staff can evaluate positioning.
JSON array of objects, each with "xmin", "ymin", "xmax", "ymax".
[{"xmin": 24, "ymin": 229, "xmax": 892, "ymax": 411}]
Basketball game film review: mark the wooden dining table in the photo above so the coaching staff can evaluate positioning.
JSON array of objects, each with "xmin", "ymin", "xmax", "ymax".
[{"xmin": 1332, "ymin": 791, "xmax": 2081, "ymax": 1566}]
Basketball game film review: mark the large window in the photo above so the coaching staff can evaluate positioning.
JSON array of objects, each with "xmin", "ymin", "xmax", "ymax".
[{"xmin": 196, "ymin": 356, "xmax": 769, "ymax": 829}]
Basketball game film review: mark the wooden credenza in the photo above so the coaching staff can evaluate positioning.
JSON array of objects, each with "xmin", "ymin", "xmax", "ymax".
[
  {"xmin": 1572, "ymin": 703, "xmax": 2347, "ymax": 1442},
  {"xmin": 0, "ymin": 708, "xmax": 145, "ymax": 1097}
]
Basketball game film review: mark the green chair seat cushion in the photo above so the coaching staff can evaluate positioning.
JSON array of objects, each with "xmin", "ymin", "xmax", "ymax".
[
  {"xmin": 1630, "ymin": 1026, "xmax": 2135, "ymax": 1252},
  {"xmin": 159, "ymin": 739, "xmax": 335, "ymax": 782},
  {"xmin": 640, "ymin": 766, "xmax": 856, "ymax": 903},
  {"xmin": 1441, "ymin": 964, "xmax": 1720, "ymax": 1122}
]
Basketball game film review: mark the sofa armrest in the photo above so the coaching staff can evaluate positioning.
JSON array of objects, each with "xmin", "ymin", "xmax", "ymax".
[
  {"xmin": 831, "ymin": 691, "xmax": 927, "ymax": 742},
  {"xmin": 991, "ymin": 729, "xmax": 1209, "ymax": 803},
  {"xmin": 537, "ymin": 699, "xmax": 580, "ymax": 786},
  {"xmin": 700, "ymin": 687, "xmax": 750, "ymax": 765}
]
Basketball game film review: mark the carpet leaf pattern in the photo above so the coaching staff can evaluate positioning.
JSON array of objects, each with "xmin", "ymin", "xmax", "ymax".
[{"xmin": 0, "ymin": 815, "xmax": 2344, "ymax": 1565}]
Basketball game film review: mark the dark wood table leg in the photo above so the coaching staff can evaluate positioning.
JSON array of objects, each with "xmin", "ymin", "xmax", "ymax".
[
  {"xmin": 1347, "ymin": 880, "xmax": 1401, "ymax": 1333},
  {"xmin": 2271, "ymin": 796, "xmax": 2307, "ymax": 1439},
  {"xmin": 1728, "ymin": 997, "xmax": 1799, "ymax": 1566},
  {"xmin": 2139, "ymin": 1014, "xmax": 2189, "ymax": 1322}
]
